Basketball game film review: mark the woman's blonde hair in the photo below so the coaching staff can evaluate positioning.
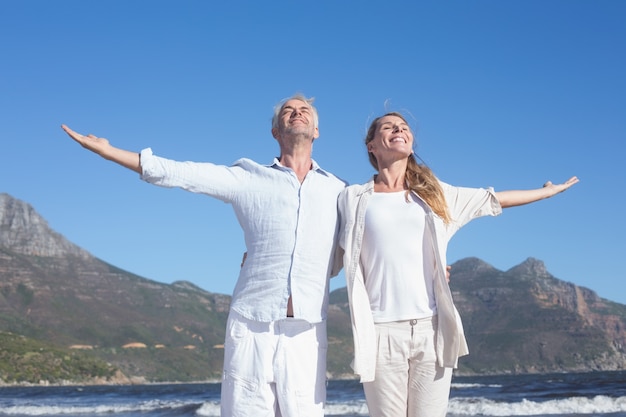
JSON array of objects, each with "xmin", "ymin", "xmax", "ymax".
[{"xmin": 365, "ymin": 112, "xmax": 451, "ymax": 224}]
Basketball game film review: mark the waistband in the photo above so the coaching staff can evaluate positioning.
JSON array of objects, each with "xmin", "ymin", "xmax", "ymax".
[
  {"xmin": 374, "ymin": 315, "xmax": 438, "ymax": 330},
  {"xmin": 228, "ymin": 309, "xmax": 325, "ymax": 334}
]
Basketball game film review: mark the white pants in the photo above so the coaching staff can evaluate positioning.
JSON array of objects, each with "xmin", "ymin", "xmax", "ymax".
[
  {"xmin": 220, "ymin": 311, "xmax": 328, "ymax": 417},
  {"xmin": 363, "ymin": 316, "xmax": 452, "ymax": 417}
]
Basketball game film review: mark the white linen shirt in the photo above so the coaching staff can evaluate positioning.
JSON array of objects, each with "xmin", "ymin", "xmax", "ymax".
[
  {"xmin": 140, "ymin": 148, "xmax": 347, "ymax": 323},
  {"xmin": 337, "ymin": 179, "xmax": 502, "ymax": 382}
]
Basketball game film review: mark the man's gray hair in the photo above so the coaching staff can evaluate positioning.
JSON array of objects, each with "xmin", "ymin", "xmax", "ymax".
[{"xmin": 272, "ymin": 93, "xmax": 319, "ymax": 130}]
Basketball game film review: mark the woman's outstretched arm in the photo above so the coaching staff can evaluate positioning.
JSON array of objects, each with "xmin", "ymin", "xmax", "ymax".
[{"xmin": 495, "ymin": 176, "xmax": 579, "ymax": 209}]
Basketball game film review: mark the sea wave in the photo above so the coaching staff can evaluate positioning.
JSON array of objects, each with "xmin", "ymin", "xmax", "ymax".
[
  {"xmin": 2, "ymin": 393, "xmax": 625, "ymax": 417},
  {"xmin": 196, "ymin": 400, "xmax": 370, "ymax": 416},
  {"xmin": 195, "ymin": 402, "xmax": 220, "ymax": 416},
  {"xmin": 451, "ymin": 382, "xmax": 503, "ymax": 389},
  {"xmin": 0, "ymin": 399, "xmax": 206, "ymax": 416},
  {"xmin": 324, "ymin": 400, "xmax": 369, "ymax": 416},
  {"xmin": 448, "ymin": 395, "xmax": 626, "ymax": 416}
]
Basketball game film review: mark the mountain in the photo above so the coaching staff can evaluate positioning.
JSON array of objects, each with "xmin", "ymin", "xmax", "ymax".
[
  {"xmin": 448, "ymin": 257, "xmax": 626, "ymax": 374},
  {"xmin": 1, "ymin": 192, "xmax": 625, "ymax": 384},
  {"xmin": 0, "ymin": 193, "xmax": 230, "ymax": 384}
]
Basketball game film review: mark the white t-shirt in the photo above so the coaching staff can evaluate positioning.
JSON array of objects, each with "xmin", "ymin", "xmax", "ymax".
[{"xmin": 360, "ymin": 191, "xmax": 437, "ymax": 323}]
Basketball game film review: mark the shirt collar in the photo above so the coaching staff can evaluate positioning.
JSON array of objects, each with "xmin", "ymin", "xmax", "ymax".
[{"xmin": 269, "ymin": 157, "xmax": 330, "ymax": 177}]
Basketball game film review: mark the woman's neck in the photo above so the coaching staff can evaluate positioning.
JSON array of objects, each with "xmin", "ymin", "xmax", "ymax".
[{"xmin": 373, "ymin": 161, "xmax": 408, "ymax": 192}]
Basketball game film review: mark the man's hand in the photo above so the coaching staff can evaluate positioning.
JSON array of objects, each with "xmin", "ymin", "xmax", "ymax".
[
  {"xmin": 60, "ymin": 124, "xmax": 141, "ymax": 173},
  {"xmin": 61, "ymin": 124, "xmax": 111, "ymax": 154}
]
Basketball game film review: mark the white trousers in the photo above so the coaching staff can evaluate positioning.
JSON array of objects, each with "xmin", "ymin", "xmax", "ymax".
[
  {"xmin": 220, "ymin": 311, "xmax": 327, "ymax": 417},
  {"xmin": 363, "ymin": 316, "xmax": 452, "ymax": 417}
]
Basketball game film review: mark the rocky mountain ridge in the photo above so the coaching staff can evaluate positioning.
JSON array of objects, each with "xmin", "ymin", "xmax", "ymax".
[
  {"xmin": 0, "ymin": 193, "xmax": 89, "ymax": 258},
  {"xmin": 449, "ymin": 256, "xmax": 626, "ymax": 374},
  {"xmin": 1, "ymin": 192, "xmax": 624, "ymax": 384}
]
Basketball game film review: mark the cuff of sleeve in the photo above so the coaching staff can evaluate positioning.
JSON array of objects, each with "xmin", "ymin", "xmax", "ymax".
[
  {"xmin": 487, "ymin": 187, "xmax": 503, "ymax": 216},
  {"xmin": 139, "ymin": 148, "xmax": 153, "ymax": 180}
]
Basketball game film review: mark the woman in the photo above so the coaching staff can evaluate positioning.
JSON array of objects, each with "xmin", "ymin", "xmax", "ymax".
[{"xmin": 337, "ymin": 112, "xmax": 578, "ymax": 417}]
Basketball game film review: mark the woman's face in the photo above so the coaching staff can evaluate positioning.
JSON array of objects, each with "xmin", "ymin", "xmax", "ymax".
[{"xmin": 367, "ymin": 115, "xmax": 414, "ymax": 163}]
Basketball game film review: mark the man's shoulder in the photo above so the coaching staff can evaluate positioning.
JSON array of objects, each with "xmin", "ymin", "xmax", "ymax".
[
  {"xmin": 311, "ymin": 161, "xmax": 347, "ymax": 186},
  {"xmin": 230, "ymin": 158, "xmax": 279, "ymax": 172},
  {"xmin": 320, "ymin": 170, "xmax": 349, "ymax": 187},
  {"xmin": 232, "ymin": 157, "xmax": 263, "ymax": 166}
]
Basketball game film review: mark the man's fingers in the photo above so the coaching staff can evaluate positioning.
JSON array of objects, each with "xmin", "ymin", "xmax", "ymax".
[{"xmin": 61, "ymin": 125, "xmax": 81, "ymax": 139}]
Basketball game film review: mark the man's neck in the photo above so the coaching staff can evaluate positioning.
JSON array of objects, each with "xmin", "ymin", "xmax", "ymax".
[
  {"xmin": 279, "ymin": 151, "xmax": 313, "ymax": 183},
  {"xmin": 277, "ymin": 133, "xmax": 315, "ymax": 183}
]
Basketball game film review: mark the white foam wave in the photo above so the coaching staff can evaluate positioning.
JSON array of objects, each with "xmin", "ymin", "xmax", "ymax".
[
  {"xmin": 0, "ymin": 399, "xmax": 198, "ymax": 416},
  {"xmin": 324, "ymin": 400, "xmax": 370, "ymax": 416},
  {"xmin": 7, "ymin": 396, "xmax": 623, "ymax": 417},
  {"xmin": 448, "ymin": 395, "xmax": 626, "ymax": 416},
  {"xmin": 195, "ymin": 401, "xmax": 221, "ymax": 416},
  {"xmin": 451, "ymin": 382, "xmax": 503, "ymax": 389},
  {"xmin": 196, "ymin": 400, "xmax": 370, "ymax": 416}
]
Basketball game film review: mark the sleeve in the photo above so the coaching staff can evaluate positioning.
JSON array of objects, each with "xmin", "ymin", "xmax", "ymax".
[
  {"xmin": 139, "ymin": 148, "xmax": 246, "ymax": 202},
  {"xmin": 330, "ymin": 197, "xmax": 345, "ymax": 278},
  {"xmin": 443, "ymin": 182, "xmax": 502, "ymax": 230}
]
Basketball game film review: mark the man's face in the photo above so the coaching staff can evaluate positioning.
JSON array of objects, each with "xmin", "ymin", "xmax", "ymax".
[{"xmin": 273, "ymin": 99, "xmax": 319, "ymax": 141}]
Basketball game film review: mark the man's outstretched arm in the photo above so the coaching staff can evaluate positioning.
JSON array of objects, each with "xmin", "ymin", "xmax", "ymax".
[{"xmin": 61, "ymin": 124, "xmax": 142, "ymax": 174}]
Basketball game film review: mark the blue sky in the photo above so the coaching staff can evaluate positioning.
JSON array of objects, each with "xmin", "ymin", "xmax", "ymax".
[{"xmin": 2, "ymin": 1, "xmax": 625, "ymax": 304}]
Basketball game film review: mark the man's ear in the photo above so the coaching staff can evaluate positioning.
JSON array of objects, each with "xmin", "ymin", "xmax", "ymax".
[
  {"xmin": 313, "ymin": 127, "xmax": 320, "ymax": 140},
  {"xmin": 271, "ymin": 128, "xmax": 279, "ymax": 139}
]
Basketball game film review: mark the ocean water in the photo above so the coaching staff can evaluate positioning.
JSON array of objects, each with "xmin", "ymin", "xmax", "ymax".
[{"xmin": 0, "ymin": 370, "xmax": 624, "ymax": 417}]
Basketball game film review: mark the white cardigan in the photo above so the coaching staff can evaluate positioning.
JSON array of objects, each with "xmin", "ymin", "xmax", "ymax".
[{"xmin": 337, "ymin": 179, "xmax": 502, "ymax": 382}]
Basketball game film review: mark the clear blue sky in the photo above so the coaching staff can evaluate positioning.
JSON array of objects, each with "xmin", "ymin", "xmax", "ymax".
[{"xmin": 2, "ymin": 1, "xmax": 625, "ymax": 304}]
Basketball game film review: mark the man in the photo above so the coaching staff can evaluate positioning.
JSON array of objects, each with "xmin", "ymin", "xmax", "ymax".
[{"xmin": 61, "ymin": 94, "xmax": 346, "ymax": 416}]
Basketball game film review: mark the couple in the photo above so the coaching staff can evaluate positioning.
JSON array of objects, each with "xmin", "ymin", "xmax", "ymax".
[{"xmin": 62, "ymin": 94, "xmax": 578, "ymax": 417}]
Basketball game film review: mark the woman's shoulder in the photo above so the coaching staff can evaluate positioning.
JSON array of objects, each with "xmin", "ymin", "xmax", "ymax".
[{"xmin": 341, "ymin": 181, "xmax": 372, "ymax": 195}]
